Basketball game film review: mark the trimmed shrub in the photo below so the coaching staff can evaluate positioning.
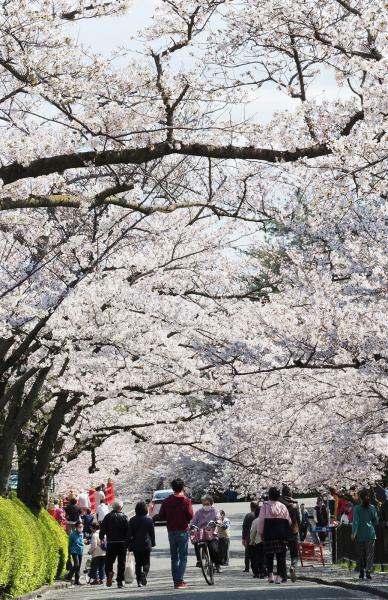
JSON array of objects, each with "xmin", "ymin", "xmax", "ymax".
[
  {"xmin": 37, "ymin": 507, "xmax": 68, "ymax": 579},
  {"xmin": 0, "ymin": 497, "xmax": 68, "ymax": 598}
]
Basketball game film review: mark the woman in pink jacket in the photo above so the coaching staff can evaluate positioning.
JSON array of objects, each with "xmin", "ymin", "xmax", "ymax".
[{"xmin": 258, "ymin": 487, "xmax": 291, "ymax": 584}]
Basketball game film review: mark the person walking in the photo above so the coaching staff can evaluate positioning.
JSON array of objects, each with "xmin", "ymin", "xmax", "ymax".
[
  {"xmin": 128, "ymin": 501, "xmax": 156, "ymax": 587},
  {"xmin": 66, "ymin": 521, "xmax": 84, "ymax": 585},
  {"xmin": 155, "ymin": 478, "xmax": 193, "ymax": 589},
  {"xmin": 65, "ymin": 497, "xmax": 82, "ymax": 535},
  {"xmin": 191, "ymin": 495, "xmax": 222, "ymax": 573},
  {"xmin": 258, "ymin": 487, "xmax": 291, "ymax": 585},
  {"xmin": 299, "ymin": 503, "xmax": 309, "ymax": 541},
  {"xmin": 89, "ymin": 523, "xmax": 106, "ymax": 585},
  {"xmin": 100, "ymin": 499, "xmax": 129, "ymax": 588},
  {"xmin": 95, "ymin": 485, "xmax": 106, "ymax": 507},
  {"xmin": 380, "ymin": 495, "xmax": 388, "ymax": 558},
  {"xmin": 242, "ymin": 501, "xmax": 258, "ymax": 572},
  {"xmin": 82, "ymin": 508, "xmax": 94, "ymax": 543},
  {"xmin": 280, "ymin": 485, "xmax": 300, "ymax": 582},
  {"xmin": 249, "ymin": 507, "xmax": 265, "ymax": 578},
  {"xmin": 217, "ymin": 510, "xmax": 230, "ymax": 566},
  {"xmin": 314, "ymin": 497, "xmax": 329, "ymax": 543},
  {"xmin": 351, "ymin": 489, "xmax": 379, "ymax": 580},
  {"xmin": 78, "ymin": 489, "xmax": 91, "ymax": 512},
  {"xmin": 97, "ymin": 498, "xmax": 110, "ymax": 524}
]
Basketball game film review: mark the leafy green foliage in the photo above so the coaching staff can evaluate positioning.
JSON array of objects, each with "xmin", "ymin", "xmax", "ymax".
[{"xmin": 0, "ymin": 497, "xmax": 68, "ymax": 598}]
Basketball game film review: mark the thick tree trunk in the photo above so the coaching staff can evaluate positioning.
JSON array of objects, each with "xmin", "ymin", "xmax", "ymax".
[
  {"xmin": 17, "ymin": 453, "xmax": 52, "ymax": 508},
  {"xmin": 17, "ymin": 393, "xmax": 68, "ymax": 508},
  {"xmin": 0, "ymin": 439, "xmax": 15, "ymax": 496}
]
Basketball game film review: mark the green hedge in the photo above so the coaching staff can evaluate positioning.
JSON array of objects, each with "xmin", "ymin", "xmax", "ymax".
[{"xmin": 0, "ymin": 497, "xmax": 68, "ymax": 598}]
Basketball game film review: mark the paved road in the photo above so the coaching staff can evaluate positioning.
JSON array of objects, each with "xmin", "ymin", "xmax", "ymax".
[{"xmin": 46, "ymin": 502, "xmax": 375, "ymax": 600}]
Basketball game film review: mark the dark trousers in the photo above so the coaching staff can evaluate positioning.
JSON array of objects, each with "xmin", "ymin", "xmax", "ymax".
[
  {"xmin": 250, "ymin": 543, "xmax": 265, "ymax": 575},
  {"xmin": 90, "ymin": 556, "xmax": 106, "ymax": 581},
  {"xmin": 300, "ymin": 526, "xmax": 308, "ymax": 541},
  {"xmin": 195, "ymin": 540, "xmax": 219, "ymax": 566},
  {"xmin": 266, "ymin": 550, "xmax": 286, "ymax": 579},
  {"xmin": 68, "ymin": 553, "xmax": 82, "ymax": 583},
  {"xmin": 106, "ymin": 542, "xmax": 126, "ymax": 583},
  {"xmin": 357, "ymin": 540, "xmax": 375, "ymax": 572},
  {"xmin": 288, "ymin": 534, "xmax": 299, "ymax": 567},
  {"xmin": 133, "ymin": 550, "xmax": 151, "ymax": 581},
  {"xmin": 218, "ymin": 538, "xmax": 230, "ymax": 565},
  {"xmin": 245, "ymin": 545, "xmax": 251, "ymax": 570}
]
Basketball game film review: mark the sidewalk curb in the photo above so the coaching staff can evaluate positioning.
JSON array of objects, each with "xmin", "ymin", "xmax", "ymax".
[
  {"xmin": 299, "ymin": 574, "xmax": 388, "ymax": 599},
  {"xmin": 14, "ymin": 581, "xmax": 71, "ymax": 600}
]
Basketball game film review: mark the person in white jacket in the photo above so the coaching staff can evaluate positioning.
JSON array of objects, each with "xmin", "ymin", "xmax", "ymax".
[
  {"xmin": 97, "ymin": 499, "xmax": 110, "ymax": 523},
  {"xmin": 89, "ymin": 523, "xmax": 106, "ymax": 585}
]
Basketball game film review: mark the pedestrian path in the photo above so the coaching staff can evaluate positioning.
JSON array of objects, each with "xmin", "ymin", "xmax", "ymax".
[
  {"xmin": 44, "ymin": 566, "xmax": 376, "ymax": 600},
  {"xmin": 299, "ymin": 563, "xmax": 388, "ymax": 598}
]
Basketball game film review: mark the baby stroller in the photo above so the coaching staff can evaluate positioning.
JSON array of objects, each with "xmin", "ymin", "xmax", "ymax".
[{"xmin": 83, "ymin": 558, "xmax": 92, "ymax": 583}]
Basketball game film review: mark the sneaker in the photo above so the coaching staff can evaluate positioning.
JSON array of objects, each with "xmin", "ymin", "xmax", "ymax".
[
  {"xmin": 140, "ymin": 573, "xmax": 147, "ymax": 586},
  {"xmin": 106, "ymin": 572, "xmax": 113, "ymax": 587},
  {"xmin": 215, "ymin": 566, "xmax": 222, "ymax": 573},
  {"xmin": 174, "ymin": 582, "xmax": 188, "ymax": 588},
  {"xmin": 268, "ymin": 573, "xmax": 275, "ymax": 583},
  {"xmin": 275, "ymin": 575, "xmax": 282, "ymax": 584}
]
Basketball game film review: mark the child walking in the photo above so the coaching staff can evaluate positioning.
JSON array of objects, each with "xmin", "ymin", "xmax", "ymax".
[
  {"xmin": 66, "ymin": 522, "xmax": 84, "ymax": 585},
  {"xmin": 89, "ymin": 523, "xmax": 106, "ymax": 585}
]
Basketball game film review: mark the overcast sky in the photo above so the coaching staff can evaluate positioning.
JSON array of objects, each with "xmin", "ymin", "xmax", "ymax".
[{"xmin": 71, "ymin": 1, "xmax": 351, "ymax": 124}]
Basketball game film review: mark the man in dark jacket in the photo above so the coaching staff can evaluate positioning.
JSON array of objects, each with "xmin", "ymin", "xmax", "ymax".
[
  {"xmin": 64, "ymin": 497, "xmax": 82, "ymax": 535},
  {"xmin": 100, "ymin": 499, "xmax": 129, "ymax": 588},
  {"xmin": 128, "ymin": 501, "xmax": 155, "ymax": 586},
  {"xmin": 280, "ymin": 485, "xmax": 301, "ymax": 581},
  {"xmin": 242, "ymin": 501, "xmax": 258, "ymax": 572},
  {"xmin": 154, "ymin": 478, "xmax": 193, "ymax": 589}
]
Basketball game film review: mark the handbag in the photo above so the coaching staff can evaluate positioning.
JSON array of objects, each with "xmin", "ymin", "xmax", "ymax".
[{"xmin": 124, "ymin": 553, "xmax": 135, "ymax": 584}]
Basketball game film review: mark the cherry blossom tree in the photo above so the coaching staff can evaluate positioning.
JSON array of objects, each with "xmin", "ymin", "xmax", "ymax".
[{"xmin": 0, "ymin": 0, "xmax": 386, "ymax": 502}]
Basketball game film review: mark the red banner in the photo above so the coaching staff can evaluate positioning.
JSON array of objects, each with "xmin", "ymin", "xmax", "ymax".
[
  {"xmin": 105, "ymin": 480, "xmax": 115, "ymax": 505},
  {"xmin": 89, "ymin": 488, "xmax": 96, "ymax": 513}
]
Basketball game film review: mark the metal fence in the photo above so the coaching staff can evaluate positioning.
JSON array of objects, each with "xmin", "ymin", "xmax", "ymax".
[{"xmin": 334, "ymin": 524, "xmax": 387, "ymax": 565}]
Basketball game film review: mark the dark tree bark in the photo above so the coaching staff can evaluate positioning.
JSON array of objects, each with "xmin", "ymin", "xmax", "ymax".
[
  {"xmin": 17, "ymin": 392, "xmax": 69, "ymax": 508},
  {"xmin": 0, "ymin": 367, "xmax": 50, "ymax": 496},
  {"xmin": 0, "ymin": 111, "xmax": 364, "ymax": 188}
]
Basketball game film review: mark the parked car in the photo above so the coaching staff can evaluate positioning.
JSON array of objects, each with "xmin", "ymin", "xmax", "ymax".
[{"xmin": 148, "ymin": 489, "xmax": 173, "ymax": 522}]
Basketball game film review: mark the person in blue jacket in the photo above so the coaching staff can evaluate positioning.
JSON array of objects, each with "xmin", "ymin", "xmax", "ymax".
[
  {"xmin": 66, "ymin": 521, "xmax": 85, "ymax": 585},
  {"xmin": 351, "ymin": 489, "xmax": 378, "ymax": 580}
]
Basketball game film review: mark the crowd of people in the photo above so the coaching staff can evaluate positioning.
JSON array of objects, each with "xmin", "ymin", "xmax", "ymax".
[{"xmin": 59, "ymin": 478, "xmax": 385, "ymax": 589}]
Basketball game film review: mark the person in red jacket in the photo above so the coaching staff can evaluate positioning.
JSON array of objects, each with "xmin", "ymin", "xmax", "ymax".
[{"xmin": 155, "ymin": 478, "xmax": 193, "ymax": 588}]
